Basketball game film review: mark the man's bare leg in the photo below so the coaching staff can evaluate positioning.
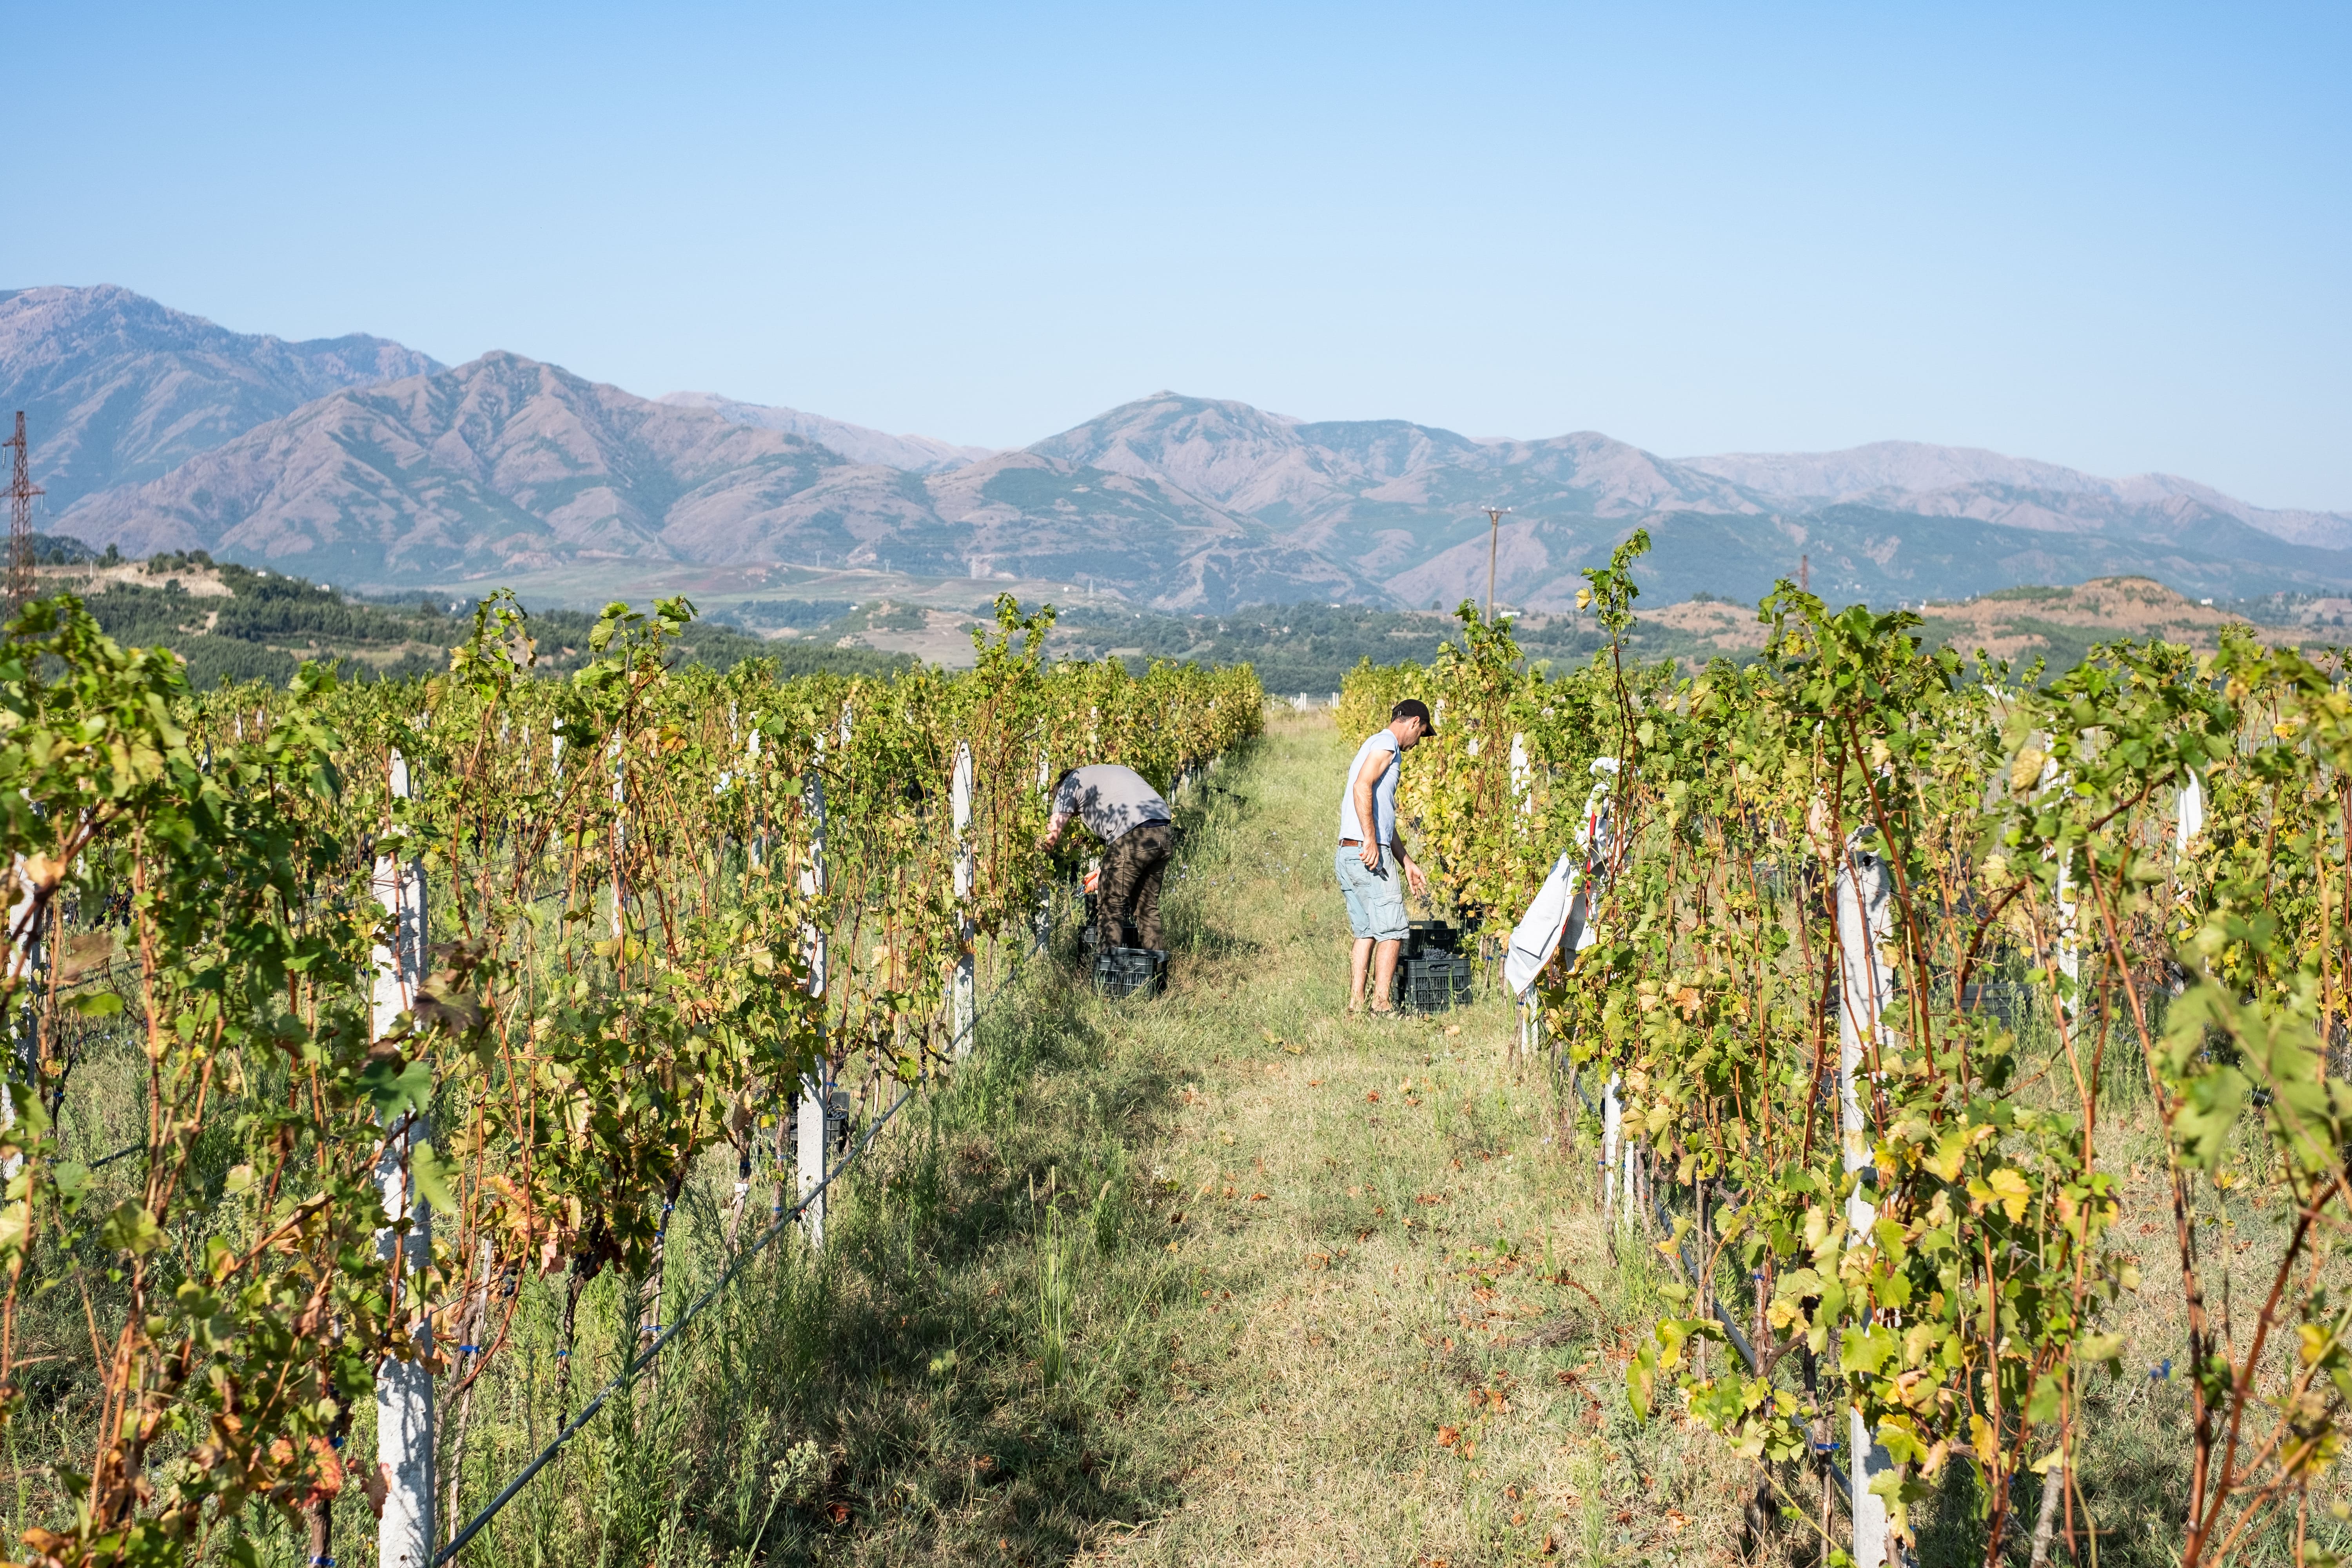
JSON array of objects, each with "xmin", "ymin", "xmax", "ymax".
[
  {"xmin": 1349, "ymin": 936, "xmax": 1374, "ymax": 1011},
  {"xmin": 1370, "ymin": 938, "xmax": 1403, "ymax": 1013}
]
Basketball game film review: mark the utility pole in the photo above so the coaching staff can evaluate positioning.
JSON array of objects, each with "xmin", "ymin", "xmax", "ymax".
[
  {"xmin": 1482, "ymin": 506, "xmax": 1512, "ymax": 623},
  {"xmin": 1799, "ymin": 552, "xmax": 1810, "ymax": 594},
  {"xmin": 4, "ymin": 413, "xmax": 42, "ymax": 620}
]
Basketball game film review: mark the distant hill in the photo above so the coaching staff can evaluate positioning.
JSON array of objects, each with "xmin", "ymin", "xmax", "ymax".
[
  {"xmin": 1647, "ymin": 575, "xmax": 2290, "ymax": 677},
  {"xmin": 18, "ymin": 287, "xmax": 2352, "ymax": 612},
  {"xmin": 0, "ymin": 285, "xmax": 440, "ymax": 510},
  {"xmin": 659, "ymin": 392, "xmax": 996, "ymax": 473}
]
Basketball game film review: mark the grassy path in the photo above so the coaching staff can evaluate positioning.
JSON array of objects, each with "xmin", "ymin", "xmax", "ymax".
[
  {"xmin": 798, "ymin": 713, "xmax": 1753, "ymax": 1567},
  {"xmin": 1055, "ymin": 712, "xmax": 1730, "ymax": 1567},
  {"xmin": 571, "ymin": 714, "xmax": 1756, "ymax": 1568}
]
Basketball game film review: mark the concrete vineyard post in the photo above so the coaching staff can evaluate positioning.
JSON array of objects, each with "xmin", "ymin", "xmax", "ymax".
[
  {"xmin": 1034, "ymin": 750, "xmax": 1053, "ymax": 955},
  {"xmin": 792, "ymin": 731, "xmax": 829, "ymax": 1249},
  {"xmin": 796, "ymin": 1063, "xmax": 827, "ymax": 1250},
  {"xmin": 372, "ymin": 749, "xmax": 434, "ymax": 1568},
  {"xmin": 609, "ymin": 736, "xmax": 625, "ymax": 941},
  {"xmin": 2054, "ymin": 843, "xmax": 2079, "ymax": 1022},
  {"xmin": 1834, "ymin": 841, "xmax": 1897, "ymax": 1568},
  {"xmin": 1601, "ymin": 1074, "xmax": 1623, "ymax": 1230},
  {"xmin": 2173, "ymin": 768, "xmax": 2204, "ymax": 997},
  {"xmin": 1, "ymin": 855, "xmax": 40, "ymax": 1182},
  {"xmin": 951, "ymin": 740, "xmax": 975, "ymax": 1058},
  {"xmin": 1509, "ymin": 732, "xmax": 1530, "ymax": 837}
]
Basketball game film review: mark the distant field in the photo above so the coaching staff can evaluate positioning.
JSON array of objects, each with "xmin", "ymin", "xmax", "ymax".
[
  {"xmin": 31, "ymin": 553, "xmax": 916, "ymax": 689},
  {"xmin": 31, "ymin": 548, "xmax": 2337, "ymax": 692}
]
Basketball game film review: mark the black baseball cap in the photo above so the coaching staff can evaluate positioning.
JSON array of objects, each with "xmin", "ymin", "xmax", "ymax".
[{"xmin": 1392, "ymin": 698, "xmax": 1436, "ymax": 733}]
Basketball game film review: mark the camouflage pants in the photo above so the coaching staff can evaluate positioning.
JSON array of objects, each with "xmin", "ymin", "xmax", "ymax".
[{"xmin": 1098, "ymin": 821, "xmax": 1173, "ymax": 953}]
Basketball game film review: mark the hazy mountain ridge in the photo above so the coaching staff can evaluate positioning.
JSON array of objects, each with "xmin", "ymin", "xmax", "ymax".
[
  {"xmin": 63, "ymin": 353, "xmax": 850, "ymax": 580},
  {"xmin": 1, "ymin": 285, "xmax": 442, "ymax": 510},
  {"xmin": 657, "ymin": 391, "xmax": 996, "ymax": 474},
  {"xmin": 57, "ymin": 352, "xmax": 1369, "ymax": 611},
  {"xmin": 1678, "ymin": 440, "xmax": 2352, "ymax": 551},
  {"xmin": 16, "ymin": 287, "xmax": 2352, "ymax": 612}
]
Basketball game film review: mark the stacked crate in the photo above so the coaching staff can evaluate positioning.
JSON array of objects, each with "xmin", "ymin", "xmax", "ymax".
[{"xmin": 1397, "ymin": 921, "xmax": 1474, "ymax": 1013}]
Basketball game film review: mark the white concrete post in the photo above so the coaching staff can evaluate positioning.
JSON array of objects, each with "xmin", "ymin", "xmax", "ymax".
[
  {"xmin": 608, "ymin": 736, "xmax": 625, "ymax": 942},
  {"xmin": 795, "ymin": 1064, "xmax": 828, "ymax": 1250},
  {"xmin": 951, "ymin": 740, "xmax": 976, "ymax": 1058},
  {"xmin": 2172, "ymin": 769, "xmax": 2204, "ymax": 994},
  {"xmin": 746, "ymin": 720, "xmax": 765, "ymax": 871},
  {"xmin": 2034, "ymin": 754, "xmax": 2080, "ymax": 1022},
  {"xmin": 1034, "ymin": 750, "xmax": 1054, "ymax": 954},
  {"xmin": 372, "ymin": 749, "xmax": 434, "ymax": 1568},
  {"xmin": 2054, "ymin": 855, "xmax": 2080, "ymax": 1020},
  {"xmin": 550, "ymin": 717, "xmax": 563, "ymax": 784},
  {"xmin": 2, "ymin": 855, "xmax": 42, "ymax": 1182},
  {"xmin": 1509, "ymin": 732, "xmax": 1530, "ymax": 837},
  {"xmin": 792, "ymin": 732, "xmax": 830, "ymax": 1247},
  {"xmin": 1834, "ymin": 838, "xmax": 1897, "ymax": 1568},
  {"xmin": 1601, "ymin": 1074, "xmax": 1623, "ymax": 1228},
  {"xmin": 799, "ymin": 735, "xmax": 825, "ymax": 997}
]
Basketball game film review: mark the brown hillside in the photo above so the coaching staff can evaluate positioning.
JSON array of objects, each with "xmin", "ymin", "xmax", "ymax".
[{"xmin": 1913, "ymin": 577, "xmax": 2241, "ymax": 664}]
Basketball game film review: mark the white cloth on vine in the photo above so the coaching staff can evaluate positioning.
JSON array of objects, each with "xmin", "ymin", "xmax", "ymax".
[
  {"xmin": 1503, "ymin": 757, "xmax": 1619, "ymax": 998},
  {"xmin": 1049, "ymin": 764, "xmax": 1171, "ymax": 844},
  {"xmin": 1505, "ymin": 853, "xmax": 1585, "ymax": 997}
]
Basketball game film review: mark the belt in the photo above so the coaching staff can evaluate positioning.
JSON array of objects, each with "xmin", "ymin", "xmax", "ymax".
[{"xmin": 1339, "ymin": 838, "xmax": 1375, "ymax": 848}]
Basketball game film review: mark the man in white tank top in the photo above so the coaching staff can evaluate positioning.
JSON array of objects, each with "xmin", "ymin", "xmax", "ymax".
[{"xmin": 1335, "ymin": 699, "xmax": 1432, "ymax": 1014}]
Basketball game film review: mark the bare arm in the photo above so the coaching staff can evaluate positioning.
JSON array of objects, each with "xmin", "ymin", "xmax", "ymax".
[
  {"xmin": 1393, "ymin": 831, "xmax": 1427, "ymax": 897},
  {"xmin": 1040, "ymin": 789, "xmax": 1074, "ymax": 851}
]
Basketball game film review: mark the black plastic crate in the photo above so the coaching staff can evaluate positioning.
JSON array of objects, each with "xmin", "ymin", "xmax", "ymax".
[
  {"xmin": 1406, "ymin": 920, "xmax": 1463, "ymax": 958},
  {"xmin": 1399, "ymin": 953, "xmax": 1473, "ymax": 1013},
  {"xmin": 1958, "ymin": 982, "xmax": 2033, "ymax": 1027},
  {"xmin": 1093, "ymin": 946, "xmax": 1167, "ymax": 999}
]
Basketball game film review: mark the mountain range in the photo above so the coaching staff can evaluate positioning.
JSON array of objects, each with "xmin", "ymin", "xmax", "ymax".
[
  {"xmin": 11, "ymin": 285, "xmax": 2351, "ymax": 613},
  {"xmin": 0, "ymin": 285, "xmax": 441, "ymax": 513}
]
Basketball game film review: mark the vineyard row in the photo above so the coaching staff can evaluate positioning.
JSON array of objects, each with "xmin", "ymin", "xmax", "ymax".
[
  {"xmin": 0, "ymin": 591, "xmax": 1262, "ymax": 1568},
  {"xmin": 1345, "ymin": 536, "xmax": 2352, "ymax": 1568}
]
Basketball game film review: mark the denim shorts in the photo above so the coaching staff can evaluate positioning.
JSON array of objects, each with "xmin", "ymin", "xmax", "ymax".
[{"xmin": 1334, "ymin": 845, "xmax": 1408, "ymax": 941}]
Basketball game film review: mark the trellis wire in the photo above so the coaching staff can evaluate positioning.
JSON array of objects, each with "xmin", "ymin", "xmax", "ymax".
[{"xmin": 436, "ymin": 1077, "xmax": 919, "ymax": 1564}]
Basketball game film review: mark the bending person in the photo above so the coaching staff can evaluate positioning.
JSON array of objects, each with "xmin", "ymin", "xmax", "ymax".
[
  {"xmin": 1042, "ymin": 764, "xmax": 1176, "ymax": 954},
  {"xmin": 1336, "ymin": 699, "xmax": 1433, "ymax": 1015}
]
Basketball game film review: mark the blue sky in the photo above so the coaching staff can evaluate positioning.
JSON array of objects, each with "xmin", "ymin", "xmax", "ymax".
[{"xmin": 12, "ymin": 2, "xmax": 2348, "ymax": 507}]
